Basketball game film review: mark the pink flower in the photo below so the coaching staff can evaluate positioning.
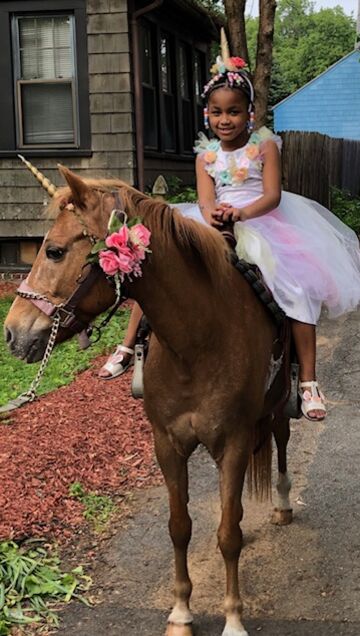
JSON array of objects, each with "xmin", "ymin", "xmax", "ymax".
[
  {"xmin": 130, "ymin": 224, "xmax": 151, "ymax": 248},
  {"xmin": 117, "ymin": 246, "xmax": 134, "ymax": 273},
  {"xmin": 105, "ymin": 225, "xmax": 129, "ymax": 250},
  {"xmin": 135, "ymin": 246, "xmax": 147, "ymax": 262},
  {"xmin": 228, "ymin": 56, "xmax": 247, "ymax": 70},
  {"xmin": 99, "ymin": 250, "xmax": 123, "ymax": 276}
]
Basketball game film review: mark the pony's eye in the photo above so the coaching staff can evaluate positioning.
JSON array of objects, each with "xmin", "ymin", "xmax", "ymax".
[{"xmin": 45, "ymin": 247, "xmax": 66, "ymax": 261}]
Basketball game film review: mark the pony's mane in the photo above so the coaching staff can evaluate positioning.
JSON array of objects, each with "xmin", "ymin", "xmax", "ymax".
[{"xmin": 47, "ymin": 177, "xmax": 232, "ymax": 283}]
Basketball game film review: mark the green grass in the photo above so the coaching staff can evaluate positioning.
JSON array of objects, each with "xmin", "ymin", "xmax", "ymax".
[
  {"xmin": 69, "ymin": 482, "xmax": 116, "ymax": 532},
  {"xmin": 0, "ymin": 294, "xmax": 130, "ymax": 409}
]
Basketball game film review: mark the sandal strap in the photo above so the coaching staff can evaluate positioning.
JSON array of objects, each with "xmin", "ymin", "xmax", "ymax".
[
  {"xmin": 299, "ymin": 380, "xmax": 319, "ymax": 390},
  {"xmin": 114, "ymin": 345, "xmax": 134, "ymax": 356},
  {"xmin": 299, "ymin": 380, "xmax": 327, "ymax": 420}
]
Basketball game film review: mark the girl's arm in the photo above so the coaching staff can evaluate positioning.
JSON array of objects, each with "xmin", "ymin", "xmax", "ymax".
[
  {"xmin": 196, "ymin": 155, "xmax": 223, "ymax": 227},
  {"xmin": 215, "ymin": 140, "xmax": 282, "ymax": 223}
]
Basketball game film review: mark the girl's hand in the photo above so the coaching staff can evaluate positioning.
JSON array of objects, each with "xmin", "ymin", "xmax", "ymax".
[{"xmin": 213, "ymin": 205, "xmax": 245, "ymax": 224}]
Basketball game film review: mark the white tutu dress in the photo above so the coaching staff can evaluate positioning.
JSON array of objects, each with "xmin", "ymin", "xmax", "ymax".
[{"xmin": 174, "ymin": 127, "xmax": 360, "ymax": 324}]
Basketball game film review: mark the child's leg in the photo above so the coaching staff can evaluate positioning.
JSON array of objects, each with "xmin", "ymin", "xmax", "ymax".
[
  {"xmin": 291, "ymin": 320, "xmax": 326, "ymax": 420},
  {"xmin": 99, "ymin": 301, "xmax": 143, "ymax": 379},
  {"xmin": 291, "ymin": 320, "xmax": 316, "ymax": 380}
]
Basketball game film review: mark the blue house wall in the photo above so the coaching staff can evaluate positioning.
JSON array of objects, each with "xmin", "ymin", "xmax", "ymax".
[{"xmin": 273, "ymin": 50, "xmax": 360, "ymax": 141}]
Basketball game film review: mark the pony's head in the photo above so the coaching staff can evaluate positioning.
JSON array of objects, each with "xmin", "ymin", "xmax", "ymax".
[
  {"xmin": 4, "ymin": 164, "xmax": 134, "ymax": 362},
  {"xmin": 4, "ymin": 161, "xmax": 231, "ymax": 363}
]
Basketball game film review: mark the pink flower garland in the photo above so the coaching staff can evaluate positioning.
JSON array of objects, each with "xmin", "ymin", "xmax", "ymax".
[{"xmin": 99, "ymin": 223, "xmax": 151, "ymax": 279}]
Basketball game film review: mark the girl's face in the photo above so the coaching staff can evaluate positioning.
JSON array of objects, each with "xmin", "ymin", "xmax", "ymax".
[{"xmin": 207, "ymin": 87, "xmax": 250, "ymax": 150}]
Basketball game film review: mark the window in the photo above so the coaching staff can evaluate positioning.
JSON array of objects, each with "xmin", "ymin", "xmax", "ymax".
[
  {"xmin": 0, "ymin": 1, "xmax": 90, "ymax": 156},
  {"xmin": 13, "ymin": 15, "xmax": 77, "ymax": 147},
  {"xmin": 140, "ymin": 19, "xmax": 206, "ymax": 157},
  {"xmin": 0, "ymin": 239, "xmax": 42, "ymax": 271}
]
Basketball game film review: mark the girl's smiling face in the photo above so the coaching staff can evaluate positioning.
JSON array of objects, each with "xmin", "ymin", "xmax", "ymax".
[{"xmin": 208, "ymin": 87, "xmax": 250, "ymax": 150}]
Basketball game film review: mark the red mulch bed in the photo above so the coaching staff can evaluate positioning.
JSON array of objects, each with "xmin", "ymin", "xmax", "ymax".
[
  {"xmin": 0, "ymin": 367, "xmax": 162, "ymax": 542},
  {"xmin": 0, "ymin": 281, "xmax": 18, "ymax": 298},
  {"xmin": 0, "ymin": 283, "xmax": 161, "ymax": 542}
]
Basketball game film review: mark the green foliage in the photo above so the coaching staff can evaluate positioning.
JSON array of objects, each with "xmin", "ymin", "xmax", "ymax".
[
  {"xmin": 0, "ymin": 296, "xmax": 130, "ymax": 409},
  {"xmin": 69, "ymin": 482, "xmax": 116, "ymax": 531},
  {"xmin": 330, "ymin": 188, "xmax": 360, "ymax": 235},
  {"xmin": 165, "ymin": 176, "xmax": 197, "ymax": 204},
  {"xmin": 0, "ymin": 541, "xmax": 91, "ymax": 634},
  {"xmin": 270, "ymin": 0, "xmax": 356, "ymax": 105}
]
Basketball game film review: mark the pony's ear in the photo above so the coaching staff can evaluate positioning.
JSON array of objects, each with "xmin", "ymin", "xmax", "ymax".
[{"xmin": 57, "ymin": 164, "xmax": 90, "ymax": 208}]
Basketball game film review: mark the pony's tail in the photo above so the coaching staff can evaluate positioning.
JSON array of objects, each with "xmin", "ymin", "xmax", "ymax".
[{"xmin": 247, "ymin": 418, "xmax": 272, "ymax": 501}]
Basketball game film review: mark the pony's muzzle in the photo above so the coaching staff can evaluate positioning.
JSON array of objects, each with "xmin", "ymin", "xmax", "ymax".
[{"xmin": 4, "ymin": 323, "xmax": 50, "ymax": 363}]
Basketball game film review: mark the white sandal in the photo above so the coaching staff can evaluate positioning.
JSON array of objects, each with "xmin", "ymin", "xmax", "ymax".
[
  {"xmin": 298, "ymin": 381, "xmax": 327, "ymax": 421},
  {"xmin": 99, "ymin": 345, "xmax": 134, "ymax": 380}
]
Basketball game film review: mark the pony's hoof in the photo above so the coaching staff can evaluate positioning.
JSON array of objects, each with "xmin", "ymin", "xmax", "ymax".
[
  {"xmin": 166, "ymin": 623, "xmax": 193, "ymax": 636},
  {"xmin": 271, "ymin": 507, "xmax": 293, "ymax": 525}
]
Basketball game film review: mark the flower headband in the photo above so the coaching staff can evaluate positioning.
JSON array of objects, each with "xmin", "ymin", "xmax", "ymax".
[{"xmin": 201, "ymin": 29, "xmax": 254, "ymax": 110}]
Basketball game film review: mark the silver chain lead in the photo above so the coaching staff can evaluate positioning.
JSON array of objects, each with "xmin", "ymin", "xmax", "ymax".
[{"xmin": 0, "ymin": 315, "xmax": 61, "ymax": 413}]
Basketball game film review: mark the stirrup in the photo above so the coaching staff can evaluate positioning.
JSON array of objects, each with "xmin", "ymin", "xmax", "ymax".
[
  {"xmin": 99, "ymin": 344, "xmax": 134, "ymax": 380},
  {"xmin": 131, "ymin": 344, "xmax": 145, "ymax": 399},
  {"xmin": 298, "ymin": 381, "xmax": 326, "ymax": 421}
]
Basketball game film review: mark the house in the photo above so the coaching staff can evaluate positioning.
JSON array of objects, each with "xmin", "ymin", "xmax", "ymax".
[
  {"xmin": 0, "ymin": 0, "xmax": 218, "ymax": 271},
  {"xmin": 273, "ymin": 49, "xmax": 360, "ymax": 141}
]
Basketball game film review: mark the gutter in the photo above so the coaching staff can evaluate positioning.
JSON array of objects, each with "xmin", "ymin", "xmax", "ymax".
[{"xmin": 131, "ymin": 0, "xmax": 164, "ymax": 192}]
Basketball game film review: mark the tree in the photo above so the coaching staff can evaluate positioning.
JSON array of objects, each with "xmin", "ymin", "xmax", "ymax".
[
  {"xmin": 271, "ymin": 1, "xmax": 356, "ymax": 104},
  {"xmin": 223, "ymin": 0, "xmax": 277, "ymax": 126}
]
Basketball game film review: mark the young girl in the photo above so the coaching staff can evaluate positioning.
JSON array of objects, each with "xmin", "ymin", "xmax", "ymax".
[
  {"xmin": 101, "ymin": 48, "xmax": 360, "ymax": 422},
  {"xmin": 175, "ymin": 51, "xmax": 360, "ymax": 421}
]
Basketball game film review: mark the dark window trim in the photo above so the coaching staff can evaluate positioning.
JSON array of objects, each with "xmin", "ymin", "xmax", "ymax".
[{"xmin": 0, "ymin": 0, "xmax": 91, "ymax": 155}]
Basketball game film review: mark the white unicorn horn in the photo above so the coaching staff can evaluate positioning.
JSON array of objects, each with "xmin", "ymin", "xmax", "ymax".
[
  {"xmin": 18, "ymin": 154, "xmax": 57, "ymax": 197},
  {"xmin": 220, "ymin": 27, "xmax": 230, "ymax": 63}
]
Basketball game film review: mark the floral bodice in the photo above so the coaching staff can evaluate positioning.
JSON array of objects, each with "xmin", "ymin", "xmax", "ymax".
[{"xmin": 194, "ymin": 126, "xmax": 282, "ymax": 205}]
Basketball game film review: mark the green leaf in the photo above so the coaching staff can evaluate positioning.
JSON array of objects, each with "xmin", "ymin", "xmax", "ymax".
[{"xmin": 90, "ymin": 239, "xmax": 107, "ymax": 255}]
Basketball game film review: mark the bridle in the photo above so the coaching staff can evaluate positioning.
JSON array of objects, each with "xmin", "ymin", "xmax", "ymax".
[
  {"xmin": 16, "ymin": 190, "xmax": 127, "ymax": 342},
  {"xmin": 0, "ymin": 190, "xmax": 128, "ymax": 412}
]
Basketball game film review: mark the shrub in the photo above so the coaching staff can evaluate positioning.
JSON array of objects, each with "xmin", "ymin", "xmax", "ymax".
[{"xmin": 330, "ymin": 187, "xmax": 360, "ymax": 235}]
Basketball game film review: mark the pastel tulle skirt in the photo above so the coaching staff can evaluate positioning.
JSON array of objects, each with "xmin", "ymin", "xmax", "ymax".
[{"xmin": 174, "ymin": 191, "xmax": 360, "ymax": 324}]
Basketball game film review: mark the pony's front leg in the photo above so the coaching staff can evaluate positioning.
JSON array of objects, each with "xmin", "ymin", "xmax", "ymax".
[
  {"xmin": 218, "ymin": 444, "xmax": 249, "ymax": 636},
  {"xmin": 153, "ymin": 429, "xmax": 193, "ymax": 636},
  {"xmin": 272, "ymin": 415, "xmax": 293, "ymax": 525}
]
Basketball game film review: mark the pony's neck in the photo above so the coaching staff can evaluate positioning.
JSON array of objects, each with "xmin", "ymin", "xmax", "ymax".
[{"xmin": 131, "ymin": 242, "xmax": 219, "ymax": 359}]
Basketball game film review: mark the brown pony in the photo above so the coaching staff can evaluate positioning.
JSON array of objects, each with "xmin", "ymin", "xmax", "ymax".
[{"xmin": 4, "ymin": 166, "xmax": 293, "ymax": 636}]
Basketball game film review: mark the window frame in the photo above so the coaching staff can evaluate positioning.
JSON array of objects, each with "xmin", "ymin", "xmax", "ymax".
[{"xmin": 0, "ymin": 0, "xmax": 91, "ymax": 158}]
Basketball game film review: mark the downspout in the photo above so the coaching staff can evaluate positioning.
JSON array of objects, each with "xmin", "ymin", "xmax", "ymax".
[{"xmin": 131, "ymin": 0, "xmax": 164, "ymax": 192}]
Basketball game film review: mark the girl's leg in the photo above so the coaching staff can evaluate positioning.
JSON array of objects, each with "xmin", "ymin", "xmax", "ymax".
[
  {"xmin": 291, "ymin": 320, "xmax": 316, "ymax": 380},
  {"xmin": 291, "ymin": 320, "xmax": 325, "ymax": 420},
  {"xmin": 99, "ymin": 302, "xmax": 143, "ymax": 378}
]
